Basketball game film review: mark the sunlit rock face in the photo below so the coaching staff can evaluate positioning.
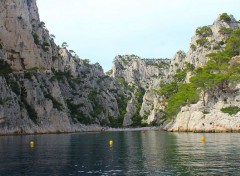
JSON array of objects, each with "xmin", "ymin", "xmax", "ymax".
[
  {"xmin": 169, "ymin": 14, "xmax": 239, "ymax": 75},
  {"xmin": 164, "ymin": 86, "xmax": 240, "ymax": 132},
  {"xmin": 163, "ymin": 15, "xmax": 240, "ymax": 132}
]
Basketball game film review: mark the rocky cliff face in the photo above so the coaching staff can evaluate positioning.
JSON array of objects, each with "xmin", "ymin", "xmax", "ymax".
[
  {"xmin": 163, "ymin": 15, "xmax": 240, "ymax": 132},
  {"xmin": 112, "ymin": 55, "xmax": 170, "ymax": 89},
  {"xmin": 0, "ymin": 0, "xmax": 239, "ymax": 134},
  {"xmin": 113, "ymin": 14, "xmax": 240, "ymax": 129},
  {"xmin": 0, "ymin": 0, "xmax": 124, "ymax": 134},
  {"xmin": 112, "ymin": 55, "xmax": 170, "ymax": 126},
  {"xmin": 169, "ymin": 14, "xmax": 239, "ymax": 74},
  {"xmin": 0, "ymin": 0, "xmax": 54, "ymax": 71},
  {"xmin": 164, "ymin": 80, "xmax": 240, "ymax": 132}
]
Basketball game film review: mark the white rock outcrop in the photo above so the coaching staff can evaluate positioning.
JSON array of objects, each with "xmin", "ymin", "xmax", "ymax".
[{"xmin": 164, "ymin": 98, "xmax": 240, "ymax": 132}]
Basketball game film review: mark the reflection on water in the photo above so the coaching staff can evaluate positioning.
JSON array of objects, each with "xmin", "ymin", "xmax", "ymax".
[{"xmin": 0, "ymin": 131, "xmax": 240, "ymax": 175}]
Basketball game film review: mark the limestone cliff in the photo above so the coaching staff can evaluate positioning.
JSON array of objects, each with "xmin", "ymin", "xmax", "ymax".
[
  {"xmin": 111, "ymin": 13, "xmax": 240, "ymax": 130},
  {"xmin": 112, "ymin": 55, "xmax": 170, "ymax": 126},
  {"xmin": 163, "ymin": 15, "xmax": 240, "ymax": 132},
  {"xmin": 164, "ymin": 78, "xmax": 240, "ymax": 132},
  {"xmin": 0, "ymin": 0, "xmax": 54, "ymax": 71},
  {"xmin": 0, "ymin": 0, "xmax": 123, "ymax": 134},
  {"xmin": 1, "ymin": 0, "xmax": 240, "ymax": 134},
  {"xmin": 169, "ymin": 14, "xmax": 239, "ymax": 74}
]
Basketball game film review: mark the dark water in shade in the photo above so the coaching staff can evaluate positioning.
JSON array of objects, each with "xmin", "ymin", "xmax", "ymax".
[{"xmin": 0, "ymin": 131, "xmax": 240, "ymax": 176}]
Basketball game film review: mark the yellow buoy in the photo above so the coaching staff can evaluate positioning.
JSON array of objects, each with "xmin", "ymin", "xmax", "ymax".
[
  {"xmin": 109, "ymin": 140, "xmax": 113, "ymax": 147},
  {"xmin": 201, "ymin": 136, "xmax": 205, "ymax": 142},
  {"xmin": 29, "ymin": 140, "xmax": 35, "ymax": 148}
]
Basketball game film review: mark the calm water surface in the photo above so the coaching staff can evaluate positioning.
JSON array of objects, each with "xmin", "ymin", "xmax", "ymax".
[{"xmin": 0, "ymin": 131, "xmax": 240, "ymax": 175}]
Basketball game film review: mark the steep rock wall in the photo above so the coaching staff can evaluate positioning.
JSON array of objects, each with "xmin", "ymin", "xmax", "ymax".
[
  {"xmin": 112, "ymin": 55, "xmax": 170, "ymax": 126},
  {"xmin": 0, "ymin": 0, "xmax": 122, "ymax": 134}
]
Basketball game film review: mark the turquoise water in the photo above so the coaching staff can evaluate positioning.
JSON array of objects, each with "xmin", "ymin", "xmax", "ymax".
[{"xmin": 0, "ymin": 131, "xmax": 240, "ymax": 175}]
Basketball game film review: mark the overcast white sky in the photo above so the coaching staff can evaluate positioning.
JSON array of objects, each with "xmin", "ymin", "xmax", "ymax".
[{"xmin": 37, "ymin": 0, "xmax": 239, "ymax": 71}]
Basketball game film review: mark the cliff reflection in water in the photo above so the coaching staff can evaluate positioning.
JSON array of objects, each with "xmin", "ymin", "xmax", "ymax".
[
  {"xmin": 0, "ymin": 134, "xmax": 71, "ymax": 175},
  {"xmin": 66, "ymin": 131, "xmax": 186, "ymax": 175},
  {"xmin": 0, "ymin": 131, "xmax": 240, "ymax": 175}
]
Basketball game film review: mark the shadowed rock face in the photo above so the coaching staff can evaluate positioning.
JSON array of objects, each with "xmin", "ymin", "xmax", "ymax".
[{"xmin": 0, "ymin": 0, "xmax": 124, "ymax": 134}]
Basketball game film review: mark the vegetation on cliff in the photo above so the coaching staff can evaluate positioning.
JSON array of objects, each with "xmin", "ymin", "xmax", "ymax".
[{"xmin": 159, "ymin": 28, "xmax": 240, "ymax": 121}]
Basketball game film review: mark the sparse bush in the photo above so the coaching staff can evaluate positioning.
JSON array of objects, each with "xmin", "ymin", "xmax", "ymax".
[
  {"xmin": 196, "ymin": 37, "xmax": 208, "ymax": 46},
  {"xmin": 150, "ymin": 120, "xmax": 158, "ymax": 126},
  {"xmin": 32, "ymin": 32, "xmax": 40, "ymax": 45},
  {"xmin": 24, "ymin": 72, "xmax": 32, "ymax": 80},
  {"xmin": 116, "ymin": 97, "xmax": 127, "ymax": 125},
  {"xmin": 106, "ymin": 69, "xmax": 113, "ymax": 75},
  {"xmin": 52, "ymin": 56, "xmax": 58, "ymax": 62},
  {"xmin": 67, "ymin": 100, "xmax": 91, "ymax": 124},
  {"xmin": 221, "ymin": 106, "xmax": 240, "ymax": 115},
  {"xmin": 219, "ymin": 40, "xmax": 225, "ymax": 45},
  {"xmin": 39, "ymin": 21, "xmax": 46, "ymax": 28},
  {"xmin": 50, "ymin": 34, "xmax": 55, "ymax": 39},
  {"xmin": 190, "ymin": 44, "xmax": 197, "ymax": 51},
  {"xmin": 0, "ymin": 97, "xmax": 12, "ymax": 105},
  {"xmin": 88, "ymin": 90, "xmax": 98, "ymax": 102},
  {"xmin": 69, "ymin": 50, "xmax": 75, "ymax": 54},
  {"xmin": 73, "ymin": 77, "xmax": 82, "ymax": 84},
  {"xmin": 23, "ymin": 67, "xmax": 38, "ymax": 80},
  {"xmin": 42, "ymin": 41, "xmax": 50, "ymax": 52},
  {"xmin": 45, "ymin": 93, "xmax": 63, "ymax": 111},
  {"xmin": 82, "ymin": 59, "xmax": 90, "ymax": 65},
  {"xmin": 225, "ymin": 28, "xmax": 240, "ymax": 56},
  {"xmin": 61, "ymin": 42, "xmax": 68, "ymax": 48},
  {"xmin": 219, "ymin": 27, "xmax": 233, "ymax": 35},
  {"xmin": 159, "ymin": 81, "xmax": 178, "ymax": 98},
  {"xmin": 122, "ymin": 58, "xmax": 127, "ymax": 65},
  {"xmin": 196, "ymin": 26, "xmax": 212, "ymax": 37},
  {"xmin": 109, "ymin": 116, "xmax": 123, "ymax": 128},
  {"xmin": 20, "ymin": 86, "xmax": 38, "ymax": 124},
  {"xmin": 7, "ymin": 76, "xmax": 20, "ymax": 95},
  {"xmin": 23, "ymin": 99, "xmax": 38, "ymax": 123},
  {"xmin": 50, "ymin": 71, "xmax": 69, "ymax": 83},
  {"xmin": 164, "ymin": 83, "xmax": 199, "ymax": 119},
  {"xmin": 185, "ymin": 62, "xmax": 195, "ymax": 71},
  {"xmin": 131, "ymin": 113, "xmax": 142, "ymax": 127},
  {"xmin": 91, "ymin": 102, "xmax": 103, "ymax": 118},
  {"xmin": 203, "ymin": 110, "xmax": 210, "ymax": 114},
  {"xmin": 116, "ymin": 77, "xmax": 126, "ymax": 85},
  {"xmin": 220, "ymin": 13, "xmax": 231, "ymax": 22},
  {"xmin": 213, "ymin": 45, "xmax": 221, "ymax": 50},
  {"xmin": 0, "ymin": 60, "xmax": 12, "ymax": 76},
  {"xmin": 173, "ymin": 69, "xmax": 187, "ymax": 82}
]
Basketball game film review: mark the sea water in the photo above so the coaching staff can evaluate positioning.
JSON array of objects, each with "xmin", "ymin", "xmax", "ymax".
[{"xmin": 0, "ymin": 131, "xmax": 240, "ymax": 175}]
